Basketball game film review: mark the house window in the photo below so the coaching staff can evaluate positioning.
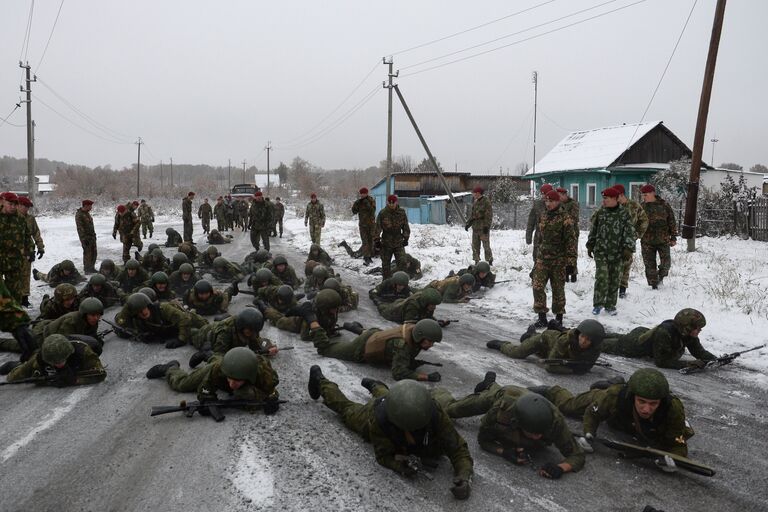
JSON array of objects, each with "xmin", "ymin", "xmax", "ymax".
[
  {"xmin": 629, "ymin": 182, "xmax": 643, "ymax": 202},
  {"xmin": 570, "ymin": 184, "xmax": 580, "ymax": 202},
  {"xmin": 587, "ymin": 183, "xmax": 597, "ymax": 207}
]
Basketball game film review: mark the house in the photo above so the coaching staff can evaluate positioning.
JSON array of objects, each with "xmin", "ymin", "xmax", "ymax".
[
  {"xmin": 698, "ymin": 168, "xmax": 764, "ymax": 192},
  {"xmin": 523, "ymin": 121, "xmax": 706, "ymax": 205}
]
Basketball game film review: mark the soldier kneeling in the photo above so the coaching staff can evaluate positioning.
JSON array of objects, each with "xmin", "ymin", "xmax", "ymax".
[{"xmin": 4, "ymin": 334, "xmax": 106, "ymax": 386}]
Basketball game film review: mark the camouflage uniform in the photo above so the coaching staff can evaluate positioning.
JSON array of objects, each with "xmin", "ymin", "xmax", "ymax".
[
  {"xmin": 378, "ymin": 291, "xmax": 437, "ymax": 324},
  {"xmin": 265, "ymin": 262, "xmax": 303, "ymax": 289},
  {"xmin": 22, "ymin": 210, "xmax": 45, "ymax": 297},
  {"xmin": 432, "ymin": 384, "xmax": 584, "ymax": 471},
  {"xmin": 207, "ymin": 230, "xmax": 231, "ymax": 245},
  {"xmin": 304, "ymin": 200, "xmax": 326, "ymax": 244},
  {"xmin": 620, "ymin": 199, "xmax": 648, "ymax": 289},
  {"xmin": 191, "ymin": 315, "xmax": 274, "ymax": 354},
  {"xmin": 168, "ymin": 269, "xmax": 202, "ymax": 297},
  {"xmin": 368, "ymin": 278, "xmax": 411, "ymax": 304},
  {"xmin": 307, "ymin": 244, "xmax": 333, "ymax": 268},
  {"xmin": 0, "ymin": 278, "xmax": 31, "ymax": 335},
  {"xmin": 75, "ymin": 206, "xmax": 97, "ymax": 273},
  {"xmin": 641, "ymin": 198, "xmax": 677, "ymax": 286},
  {"xmin": 265, "ymin": 300, "xmax": 337, "ymax": 341},
  {"xmin": 352, "ymin": 195, "xmax": 377, "ymax": 259},
  {"xmin": 375, "ymin": 204, "xmax": 410, "ymax": 279},
  {"xmin": 137, "ymin": 202, "xmax": 155, "ymax": 238},
  {"xmin": 525, "ymin": 198, "xmax": 546, "ymax": 263},
  {"xmin": 116, "ymin": 301, "xmax": 208, "ymax": 345},
  {"xmin": 38, "ymin": 285, "xmax": 80, "ymax": 320},
  {"xmin": 7, "ymin": 340, "xmax": 106, "ymax": 386},
  {"xmin": 542, "ymin": 383, "xmax": 693, "ymax": 457},
  {"xmin": 164, "ymin": 228, "xmax": 183, "ymax": 248},
  {"xmin": 177, "ymin": 241, "xmax": 200, "ymax": 263},
  {"xmin": 273, "ymin": 200, "xmax": 285, "ymax": 237},
  {"xmin": 31, "ymin": 310, "xmax": 102, "ymax": 348},
  {"xmin": 116, "ymin": 266, "xmax": 150, "ymax": 294},
  {"xmin": 468, "ymin": 194, "xmax": 493, "ymax": 264},
  {"xmin": 113, "ymin": 207, "xmax": 143, "ymax": 262},
  {"xmin": 224, "ymin": 197, "xmax": 235, "ymax": 230},
  {"xmin": 425, "ymin": 276, "xmax": 471, "ymax": 304},
  {"xmin": 0, "ymin": 206, "xmax": 33, "ymax": 301},
  {"xmin": 456, "ymin": 265, "xmax": 495, "ymax": 291},
  {"xmin": 77, "ymin": 281, "xmax": 124, "ymax": 308},
  {"xmin": 165, "ymin": 355, "xmax": 278, "ymax": 402},
  {"xmin": 183, "ymin": 287, "xmax": 231, "ymax": 315},
  {"xmin": 211, "ymin": 261, "xmax": 245, "ymax": 283},
  {"xmin": 559, "ymin": 197, "xmax": 580, "ymax": 279},
  {"xmin": 249, "ymin": 199, "xmax": 273, "ymax": 251},
  {"xmin": 494, "ymin": 328, "xmax": 601, "ymax": 374},
  {"xmin": 238, "ymin": 200, "xmax": 250, "ymax": 231},
  {"xmin": 532, "ymin": 205, "xmax": 576, "ymax": 315},
  {"xmin": 198, "ymin": 201, "xmax": 212, "ymax": 234},
  {"xmin": 213, "ymin": 199, "xmax": 226, "ymax": 231},
  {"xmin": 182, "ymin": 196, "xmax": 194, "ymax": 242},
  {"xmin": 586, "ymin": 206, "xmax": 635, "ymax": 310},
  {"xmin": 36, "ymin": 262, "xmax": 87, "ymax": 287},
  {"xmin": 315, "ymin": 375, "xmax": 473, "ymax": 480}
]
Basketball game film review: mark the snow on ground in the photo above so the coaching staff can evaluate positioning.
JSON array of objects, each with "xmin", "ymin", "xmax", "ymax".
[{"xmin": 279, "ymin": 217, "xmax": 768, "ymax": 386}]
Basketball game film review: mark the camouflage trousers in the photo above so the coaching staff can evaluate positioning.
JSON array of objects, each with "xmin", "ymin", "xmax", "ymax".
[
  {"xmin": 216, "ymin": 217, "xmax": 225, "ymax": 231},
  {"xmin": 264, "ymin": 307, "xmax": 312, "ymax": 340},
  {"xmin": 319, "ymin": 378, "xmax": 386, "ymax": 439},
  {"xmin": 20, "ymin": 258, "xmax": 32, "ymax": 297},
  {"xmin": 593, "ymin": 258, "xmax": 623, "ymax": 309},
  {"xmin": 471, "ymin": 228, "xmax": 493, "ymax": 264},
  {"xmin": 275, "ymin": 217, "xmax": 284, "ymax": 237},
  {"xmin": 141, "ymin": 220, "xmax": 154, "ymax": 238},
  {"xmin": 201, "ymin": 217, "xmax": 210, "ymax": 234},
  {"xmin": 308, "ymin": 223, "xmax": 322, "ymax": 245},
  {"xmin": 499, "ymin": 333, "xmax": 548, "ymax": 360},
  {"xmin": 641, "ymin": 242, "xmax": 671, "ymax": 286},
  {"xmin": 250, "ymin": 229, "xmax": 270, "ymax": 251},
  {"xmin": 82, "ymin": 239, "xmax": 97, "ymax": 273},
  {"xmin": 183, "ymin": 219, "xmax": 193, "ymax": 243},
  {"xmin": 312, "ymin": 328, "xmax": 373, "ymax": 362},
  {"xmin": 0, "ymin": 276, "xmax": 30, "ymax": 333},
  {"xmin": 166, "ymin": 364, "xmax": 213, "ymax": 392},
  {"xmin": 359, "ymin": 224, "xmax": 376, "ymax": 258},
  {"xmin": 620, "ymin": 247, "xmax": 635, "ymax": 289},
  {"xmin": 431, "ymin": 383, "xmax": 505, "ymax": 419},
  {"xmin": 600, "ymin": 326, "xmax": 650, "ymax": 357},
  {"xmin": 2, "ymin": 267, "xmax": 26, "ymax": 302},
  {"xmin": 380, "ymin": 245, "xmax": 406, "ymax": 280},
  {"xmin": 120, "ymin": 233, "xmax": 142, "ymax": 262},
  {"xmin": 532, "ymin": 259, "xmax": 566, "ymax": 314}
]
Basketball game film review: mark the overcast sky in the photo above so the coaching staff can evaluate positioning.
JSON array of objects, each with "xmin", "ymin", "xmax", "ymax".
[{"xmin": 0, "ymin": 0, "xmax": 765, "ymax": 174}]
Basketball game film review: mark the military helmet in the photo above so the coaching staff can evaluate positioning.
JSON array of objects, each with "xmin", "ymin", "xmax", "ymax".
[
  {"xmin": 312, "ymin": 265, "xmax": 329, "ymax": 280},
  {"xmin": 151, "ymin": 271, "xmax": 169, "ymax": 285},
  {"xmin": 100, "ymin": 259, "xmax": 115, "ymax": 271},
  {"xmin": 419, "ymin": 287, "xmax": 443, "ymax": 306},
  {"xmin": 476, "ymin": 261, "xmax": 491, "ymax": 274},
  {"xmin": 277, "ymin": 285, "xmax": 294, "ymax": 304},
  {"xmin": 384, "ymin": 380, "xmax": 434, "ymax": 432},
  {"xmin": 392, "ymin": 271, "xmax": 409, "ymax": 287},
  {"xmin": 178, "ymin": 242, "xmax": 194, "ymax": 256},
  {"xmin": 513, "ymin": 393, "xmax": 554, "ymax": 434},
  {"xmin": 179, "ymin": 263, "xmax": 194, "ymax": 275},
  {"xmin": 151, "ymin": 247, "xmax": 165, "ymax": 259},
  {"xmin": 138, "ymin": 287, "xmax": 158, "ymax": 302},
  {"xmin": 54, "ymin": 283, "xmax": 78, "ymax": 302},
  {"xmin": 322, "ymin": 278, "xmax": 341, "ymax": 293},
  {"xmin": 673, "ymin": 308, "xmax": 706, "ymax": 336},
  {"xmin": 172, "ymin": 252, "xmax": 189, "ymax": 267},
  {"xmin": 459, "ymin": 273, "xmax": 476, "ymax": 287},
  {"xmin": 627, "ymin": 368, "xmax": 669, "ymax": 400},
  {"xmin": 254, "ymin": 268, "xmax": 273, "ymax": 284},
  {"xmin": 221, "ymin": 347, "xmax": 260, "ymax": 383},
  {"xmin": 41, "ymin": 334, "xmax": 74, "ymax": 366},
  {"xmin": 273, "ymin": 255, "xmax": 288, "ymax": 267},
  {"xmin": 412, "ymin": 318, "xmax": 442, "ymax": 343},
  {"xmin": 210, "ymin": 229, "xmax": 219, "ymax": 236},
  {"xmin": 206, "ymin": 246, "xmax": 219, "ymax": 257},
  {"xmin": 166, "ymin": 227, "xmax": 175, "ymax": 235},
  {"xmin": 125, "ymin": 259, "xmax": 140, "ymax": 271},
  {"xmin": 89, "ymin": 273, "xmax": 107, "ymax": 287},
  {"xmin": 255, "ymin": 249, "xmax": 271, "ymax": 263},
  {"xmin": 310, "ymin": 243, "xmax": 321, "ymax": 253},
  {"xmin": 79, "ymin": 297, "xmax": 104, "ymax": 316},
  {"xmin": 315, "ymin": 289, "xmax": 342, "ymax": 310},
  {"xmin": 126, "ymin": 293, "xmax": 153, "ymax": 315},
  {"xmin": 213, "ymin": 256, "xmax": 228, "ymax": 269},
  {"xmin": 147, "ymin": 243, "xmax": 160, "ymax": 253},
  {"xmin": 576, "ymin": 319, "xmax": 606, "ymax": 347},
  {"xmin": 235, "ymin": 308, "xmax": 264, "ymax": 334},
  {"xmin": 194, "ymin": 279, "xmax": 213, "ymax": 295},
  {"xmin": 61, "ymin": 260, "xmax": 76, "ymax": 272}
]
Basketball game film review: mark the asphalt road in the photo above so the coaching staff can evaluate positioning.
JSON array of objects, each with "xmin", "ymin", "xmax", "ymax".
[{"xmin": 1, "ymin": 220, "xmax": 767, "ymax": 512}]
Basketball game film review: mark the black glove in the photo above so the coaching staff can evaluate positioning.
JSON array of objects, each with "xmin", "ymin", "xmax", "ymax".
[
  {"xmin": 437, "ymin": 320, "xmax": 451, "ymax": 328},
  {"xmin": 263, "ymin": 398, "xmax": 280, "ymax": 415},
  {"xmin": 254, "ymin": 299, "xmax": 269, "ymax": 314},
  {"xmin": 587, "ymin": 248, "xmax": 594, "ymax": 259},
  {"xmin": 483, "ymin": 227, "xmax": 489, "ymax": 235},
  {"xmin": 539, "ymin": 462, "xmax": 564, "ymax": 479},
  {"xmin": 27, "ymin": 252, "xmax": 36, "ymax": 263},
  {"xmin": 686, "ymin": 359, "xmax": 708, "ymax": 370},
  {"xmin": 37, "ymin": 249, "xmax": 44, "ymax": 259},
  {"xmin": 464, "ymin": 223, "xmax": 471, "ymax": 231},
  {"xmin": 565, "ymin": 265, "xmax": 574, "ymax": 276},
  {"xmin": 402, "ymin": 239, "xmax": 409, "ymax": 247},
  {"xmin": 52, "ymin": 366, "xmax": 78, "ymax": 387},
  {"xmin": 501, "ymin": 447, "xmax": 527, "ymax": 465},
  {"xmin": 164, "ymin": 337, "xmax": 186, "ymax": 349},
  {"xmin": 400, "ymin": 462, "xmax": 418, "ymax": 478},
  {"xmin": 112, "ymin": 232, "xmax": 117, "ymax": 240},
  {"xmin": 427, "ymin": 372, "xmax": 441, "ymax": 382},
  {"xmin": 450, "ymin": 478, "xmax": 471, "ymax": 500}
]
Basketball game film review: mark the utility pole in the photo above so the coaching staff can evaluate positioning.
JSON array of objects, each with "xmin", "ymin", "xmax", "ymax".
[
  {"xmin": 242, "ymin": 160, "xmax": 247, "ymax": 184},
  {"xmin": 710, "ymin": 137, "xmax": 719, "ymax": 166},
  {"xmin": 228, "ymin": 158, "xmax": 231, "ymax": 191},
  {"xmin": 170, "ymin": 157, "xmax": 174, "ymax": 189},
  {"xmin": 532, "ymin": 71, "xmax": 538, "ymax": 175},
  {"xmin": 265, "ymin": 141, "xmax": 272, "ymax": 194},
  {"xmin": 135, "ymin": 137, "xmax": 143, "ymax": 196},
  {"xmin": 19, "ymin": 61, "xmax": 36, "ymax": 197},
  {"xmin": 160, "ymin": 160, "xmax": 164, "ymax": 191},
  {"xmin": 393, "ymin": 84, "xmax": 466, "ymax": 225},
  {"xmin": 682, "ymin": 0, "xmax": 727, "ymax": 252},
  {"xmin": 383, "ymin": 57, "xmax": 397, "ymax": 197}
]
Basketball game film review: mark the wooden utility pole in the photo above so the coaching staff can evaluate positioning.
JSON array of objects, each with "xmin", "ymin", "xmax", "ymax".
[
  {"xmin": 383, "ymin": 57, "xmax": 396, "ymax": 197},
  {"xmin": 532, "ymin": 71, "xmax": 538, "ymax": 174},
  {"xmin": 160, "ymin": 160, "xmax": 164, "ymax": 191},
  {"xmin": 135, "ymin": 137, "xmax": 143, "ymax": 196},
  {"xmin": 170, "ymin": 157, "xmax": 174, "ymax": 189},
  {"xmin": 242, "ymin": 160, "xmax": 247, "ymax": 184},
  {"xmin": 682, "ymin": 0, "xmax": 727, "ymax": 251},
  {"xmin": 265, "ymin": 141, "xmax": 272, "ymax": 193},
  {"xmin": 19, "ymin": 61, "xmax": 36, "ymax": 196},
  {"xmin": 228, "ymin": 158, "xmax": 231, "ymax": 191}
]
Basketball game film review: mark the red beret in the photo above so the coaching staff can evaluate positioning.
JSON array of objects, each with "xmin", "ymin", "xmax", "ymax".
[
  {"xmin": 473, "ymin": 185, "xmax": 484, "ymax": 194},
  {"xmin": 602, "ymin": 187, "xmax": 619, "ymax": 198},
  {"xmin": 545, "ymin": 190, "xmax": 561, "ymax": 201},
  {"xmin": 117, "ymin": 204, "xmax": 126, "ymax": 212},
  {"xmin": 82, "ymin": 199, "xmax": 93, "ymax": 206},
  {"xmin": 613, "ymin": 184, "xmax": 626, "ymax": 195},
  {"xmin": 254, "ymin": 191, "xmax": 263, "ymax": 198},
  {"xmin": 132, "ymin": 200, "xmax": 139, "ymax": 206},
  {"xmin": 217, "ymin": 196, "xmax": 223, "ymax": 200},
  {"xmin": 556, "ymin": 187, "xmax": 567, "ymax": 194},
  {"xmin": 540, "ymin": 184, "xmax": 553, "ymax": 194},
  {"xmin": 640, "ymin": 184, "xmax": 655, "ymax": 193},
  {"xmin": 359, "ymin": 187, "xmax": 368, "ymax": 194},
  {"xmin": 2, "ymin": 192, "xmax": 19, "ymax": 203},
  {"xmin": 310, "ymin": 193, "xmax": 317, "ymax": 199},
  {"xmin": 387, "ymin": 194, "xmax": 398, "ymax": 203},
  {"xmin": 19, "ymin": 196, "xmax": 33, "ymax": 207}
]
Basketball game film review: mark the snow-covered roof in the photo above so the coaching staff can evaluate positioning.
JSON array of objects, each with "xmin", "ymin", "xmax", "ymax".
[
  {"xmin": 426, "ymin": 191, "xmax": 472, "ymax": 202},
  {"xmin": 527, "ymin": 121, "xmax": 661, "ymax": 175}
]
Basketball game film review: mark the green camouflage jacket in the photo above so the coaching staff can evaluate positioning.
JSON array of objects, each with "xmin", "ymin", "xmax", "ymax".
[
  {"xmin": 537, "ymin": 205, "xmax": 577, "ymax": 265},
  {"xmin": 197, "ymin": 202, "xmax": 212, "ymax": 220},
  {"xmin": 623, "ymin": 199, "xmax": 648, "ymax": 240},
  {"xmin": 197, "ymin": 356, "xmax": 278, "ymax": 402},
  {"xmin": 32, "ymin": 311, "xmax": 100, "ymax": 345},
  {"xmin": 641, "ymin": 199, "xmax": 677, "ymax": 245},
  {"xmin": 352, "ymin": 196, "xmax": 377, "ymax": 226},
  {"xmin": 305, "ymin": 201, "xmax": 326, "ymax": 226},
  {"xmin": 469, "ymin": 195, "xmax": 493, "ymax": 230},
  {"xmin": 75, "ymin": 208, "xmax": 95, "ymax": 243},
  {"xmin": 525, "ymin": 198, "xmax": 546, "ymax": 245},
  {"xmin": 7, "ymin": 341, "xmax": 106, "ymax": 385},
  {"xmin": 376, "ymin": 206, "xmax": 410, "ymax": 248},
  {"xmin": 182, "ymin": 197, "xmax": 193, "ymax": 221},
  {"xmin": 0, "ymin": 211, "xmax": 33, "ymax": 271},
  {"xmin": 586, "ymin": 205, "xmax": 635, "ymax": 262},
  {"xmin": 25, "ymin": 213, "xmax": 44, "ymax": 251},
  {"xmin": 183, "ymin": 288, "xmax": 229, "ymax": 315},
  {"xmin": 249, "ymin": 201, "xmax": 273, "ymax": 230},
  {"xmin": 137, "ymin": 204, "xmax": 154, "ymax": 222}
]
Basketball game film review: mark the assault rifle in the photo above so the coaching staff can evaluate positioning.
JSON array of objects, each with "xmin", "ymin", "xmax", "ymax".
[
  {"xmin": 542, "ymin": 358, "xmax": 613, "ymax": 369},
  {"xmin": 414, "ymin": 359, "xmax": 443, "ymax": 368},
  {"xmin": 590, "ymin": 435, "xmax": 715, "ymax": 477},
  {"xmin": 394, "ymin": 454, "xmax": 434, "ymax": 480},
  {"xmin": 100, "ymin": 318, "xmax": 151, "ymax": 343},
  {"xmin": 1, "ymin": 369, "xmax": 105, "ymax": 387},
  {"xmin": 150, "ymin": 398, "xmax": 288, "ymax": 422},
  {"xmin": 679, "ymin": 344, "xmax": 765, "ymax": 374}
]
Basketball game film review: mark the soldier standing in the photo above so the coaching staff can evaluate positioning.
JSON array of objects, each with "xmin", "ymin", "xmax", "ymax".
[
  {"xmin": 213, "ymin": 196, "xmax": 226, "ymax": 231},
  {"xmin": 273, "ymin": 197, "xmax": 285, "ymax": 238},
  {"xmin": 248, "ymin": 192, "xmax": 273, "ymax": 251},
  {"xmin": 556, "ymin": 187, "xmax": 580, "ymax": 282},
  {"xmin": 113, "ymin": 204, "xmax": 141, "ymax": 262},
  {"xmin": 465, "ymin": 185, "xmax": 493, "ymax": 265},
  {"xmin": 182, "ymin": 192, "xmax": 195, "ymax": 242},
  {"xmin": 526, "ymin": 183, "xmax": 553, "ymax": 266},
  {"xmin": 75, "ymin": 199, "xmax": 96, "ymax": 273},
  {"xmin": 640, "ymin": 184, "xmax": 677, "ymax": 289},
  {"xmin": 0, "ymin": 192, "xmax": 33, "ymax": 302},
  {"xmin": 586, "ymin": 187, "xmax": 636, "ymax": 315},
  {"xmin": 18, "ymin": 196, "xmax": 44, "ymax": 307},
  {"xmin": 530, "ymin": 190, "xmax": 576, "ymax": 327},
  {"xmin": 137, "ymin": 199, "xmax": 155, "ymax": 239},
  {"xmin": 304, "ymin": 193, "xmax": 325, "ymax": 244},
  {"xmin": 352, "ymin": 187, "xmax": 376, "ymax": 265},
  {"xmin": 375, "ymin": 194, "xmax": 410, "ymax": 279},
  {"xmin": 614, "ymin": 184, "xmax": 648, "ymax": 297},
  {"xmin": 198, "ymin": 198, "xmax": 212, "ymax": 234}
]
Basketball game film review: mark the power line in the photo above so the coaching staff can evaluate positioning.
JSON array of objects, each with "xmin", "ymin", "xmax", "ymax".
[
  {"xmin": 487, "ymin": 105, "xmax": 534, "ymax": 170},
  {"xmin": 0, "ymin": 105, "xmax": 24, "ymax": 128},
  {"xmin": 19, "ymin": 0, "xmax": 35, "ymax": 62},
  {"xmin": 390, "ymin": 0, "xmax": 558, "ymax": 56},
  {"xmin": 32, "ymin": 93, "xmax": 132, "ymax": 145},
  {"xmin": 538, "ymin": 109, "xmax": 575, "ymax": 132},
  {"xmin": 400, "ymin": 0, "xmax": 648, "ymax": 78},
  {"xmin": 35, "ymin": 0, "xmax": 65, "ymax": 73}
]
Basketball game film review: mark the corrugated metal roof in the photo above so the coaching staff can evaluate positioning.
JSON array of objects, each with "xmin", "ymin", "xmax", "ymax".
[{"xmin": 527, "ymin": 121, "xmax": 661, "ymax": 175}]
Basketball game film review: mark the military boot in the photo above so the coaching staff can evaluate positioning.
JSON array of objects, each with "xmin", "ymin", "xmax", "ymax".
[
  {"xmin": 164, "ymin": 337, "xmax": 187, "ymax": 349},
  {"xmin": 361, "ymin": 377, "xmax": 388, "ymax": 395},
  {"xmin": 363, "ymin": 257, "xmax": 373, "ymax": 266},
  {"xmin": 473, "ymin": 371, "xmax": 496, "ymax": 393},
  {"xmin": 534, "ymin": 312, "xmax": 548, "ymax": 328},
  {"xmin": 32, "ymin": 269, "xmax": 40, "ymax": 281},
  {"xmin": 189, "ymin": 350, "xmax": 213, "ymax": 368},
  {"xmin": 590, "ymin": 376, "xmax": 625, "ymax": 390},
  {"xmin": 0, "ymin": 360, "xmax": 21, "ymax": 376},
  {"xmin": 308, "ymin": 365, "xmax": 324, "ymax": 400},
  {"xmin": 526, "ymin": 385, "xmax": 551, "ymax": 397},
  {"xmin": 21, "ymin": 296, "xmax": 31, "ymax": 308},
  {"xmin": 555, "ymin": 313, "xmax": 563, "ymax": 325},
  {"xmin": 146, "ymin": 360, "xmax": 180, "ymax": 379},
  {"xmin": 342, "ymin": 321, "xmax": 364, "ymax": 335},
  {"xmin": 619, "ymin": 286, "xmax": 627, "ymax": 299},
  {"xmin": 486, "ymin": 339, "xmax": 505, "ymax": 351}
]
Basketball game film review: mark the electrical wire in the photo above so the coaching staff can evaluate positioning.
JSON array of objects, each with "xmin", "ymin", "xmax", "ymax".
[
  {"xmin": 33, "ymin": 93, "xmax": 132, "ymax": 145},
  {"xmin": 487, "ymin": 106, "xmax": 534, "ymax": 171},
  {"xmin": 0, "ymin": 105, "xmax": 24, "ymax": 128},
  {"xmin": 390, "ymin": 0, "xmax": 558, "ymax": 57},
  {"xmin": 400, "ymin": 0, "xmax": 648, "ymax": 78},
  {"xmin": 19, "ymin": 0, "xmax": 35, "ymax": 62},
  {"xmin": 35, "ymin": 0, "xmax": 65, "ymax": 73},
  {"xmin": 538, "ymin": 109, "xmax": 575, "ymax": 132}
]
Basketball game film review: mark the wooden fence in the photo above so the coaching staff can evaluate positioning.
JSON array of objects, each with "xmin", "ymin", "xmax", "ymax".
[{"xmin": 749, "ymin": 197, "xmax": 768, "ymax": 241}]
